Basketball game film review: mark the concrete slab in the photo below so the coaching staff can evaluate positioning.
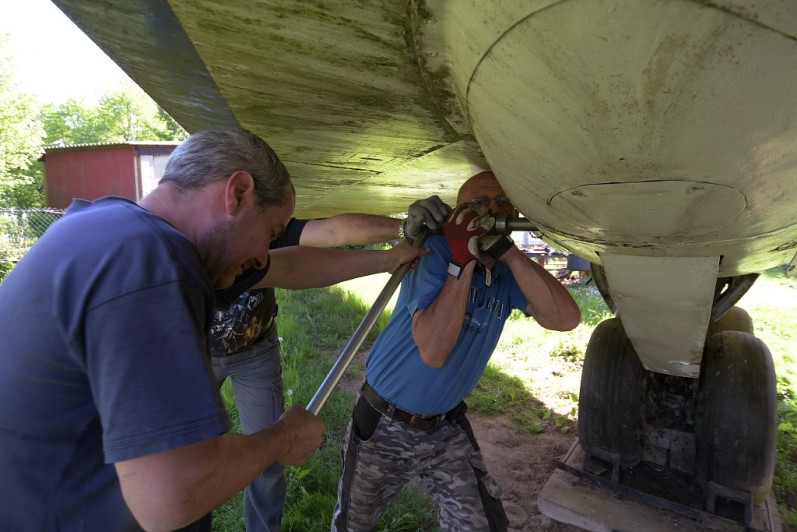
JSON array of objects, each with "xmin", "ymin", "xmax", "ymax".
[{"xmin": 538, "ymin": 440, "xmax": 781, "ymax": 532}]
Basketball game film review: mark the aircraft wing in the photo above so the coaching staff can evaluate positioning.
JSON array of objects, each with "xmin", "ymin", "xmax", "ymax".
[{"xmin": 51, "ymin": 0, "xmax": 488, "ymax": 218}]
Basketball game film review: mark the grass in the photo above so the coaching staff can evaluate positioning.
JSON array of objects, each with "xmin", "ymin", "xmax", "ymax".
[{"xmin": 212, "ymin": 267, "xmax": 797, "ymax": 531}]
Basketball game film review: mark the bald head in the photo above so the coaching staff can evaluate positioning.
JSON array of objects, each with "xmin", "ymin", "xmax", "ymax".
[{"xmin": 457, "ymin": 171, "xmax": 516, "ymax": 215}]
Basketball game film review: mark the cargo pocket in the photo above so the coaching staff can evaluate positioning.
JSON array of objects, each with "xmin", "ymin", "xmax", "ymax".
[{"xmin": 352, "ymin": 395, "xmax": 382, "ymax": 442}]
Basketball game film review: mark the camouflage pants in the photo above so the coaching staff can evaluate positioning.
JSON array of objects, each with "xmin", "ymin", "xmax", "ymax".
[{"xmin": 331, "ymin": 391, "xmax": 508, "ymax": 531}]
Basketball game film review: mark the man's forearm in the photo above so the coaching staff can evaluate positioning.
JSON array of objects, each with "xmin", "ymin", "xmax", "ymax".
[
  {"xmin": 116, "ymin": 405, "xmax": 324, "ymax": 531},
  {"xmin": 116, "ymin": 429, "xmax": 287, "ymax": 530},
  {"xmin": 300, "ymin": 214, "xmax": 401, "ymax": 247},
  {"xmin": 502, "ymin": 247, "xmax": 581, "ymax": 331},
  {"xmin": 411, "ymin": 262, "xmax": 475, "ymax": 368},
  {"xmin": 254, "ymin": 244, "xmax": 417, "ymax": 290}
]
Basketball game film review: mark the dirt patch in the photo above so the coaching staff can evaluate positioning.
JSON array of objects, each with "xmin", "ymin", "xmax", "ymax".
[{"xmin": 469, "ymin": 413, "xmax": 582, "ymax": 531}]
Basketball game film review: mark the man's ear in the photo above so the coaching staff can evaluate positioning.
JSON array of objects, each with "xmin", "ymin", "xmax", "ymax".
[{"xmin": 224, "ymin": 171, "xmax": 255, "ymax": 215}]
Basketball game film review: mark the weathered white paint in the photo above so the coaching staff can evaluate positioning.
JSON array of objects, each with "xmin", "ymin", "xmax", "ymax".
[{"xmin": 601, "ymin": 254, "xmax": 719, "ymax": 377}]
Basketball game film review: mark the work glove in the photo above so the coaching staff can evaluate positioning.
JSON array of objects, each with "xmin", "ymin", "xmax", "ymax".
[
  {"xmin": 443, "ymin": 204, "xmax": 493, "ymax": 278},
  {"xmin": 479, "ymin": 233, "xmax": 515, "ymax": 260},
  {"xmin": 403, "ymin": 195, "xmax": 452, "ymax": 241}
]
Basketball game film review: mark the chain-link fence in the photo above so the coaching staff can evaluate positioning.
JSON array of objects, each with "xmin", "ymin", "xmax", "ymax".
[{"xmin": 0, "ymin": 207, "xmax": 66, "ymax": 280}]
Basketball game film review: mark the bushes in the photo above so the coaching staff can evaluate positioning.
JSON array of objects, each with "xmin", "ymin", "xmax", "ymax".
[
  {"xmin": 0, "ymin": 233, "xmax": 17, "ymax": 281},
  {"xmin": 0, "ymin": 208, "xmax": 64, "ymax": 282}
]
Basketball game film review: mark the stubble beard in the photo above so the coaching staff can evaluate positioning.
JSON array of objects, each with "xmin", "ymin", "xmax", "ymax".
[{"xmin": 198, "ymin": 218, "xmax": 240, "ymax": 289}]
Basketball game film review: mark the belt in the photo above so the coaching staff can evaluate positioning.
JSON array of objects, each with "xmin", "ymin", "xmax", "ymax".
[{"xmin": 361, "ymin": 381, "xmax": 456, "ymax": 431}]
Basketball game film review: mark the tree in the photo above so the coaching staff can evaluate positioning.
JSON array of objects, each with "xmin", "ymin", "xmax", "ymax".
[
  {"xmin": 0, "ymin": 37, "xmax": 187, "ymax": 208},
  {"xmin": 98, "ymin": 83, "xmax": 187, "ymax": 141},
  {"xmin": 40, "ymin": 98, "xmax": 102, "ymax": 145},
  {"xmin": 0, "ymin": 35, "xmax": 45, "ymax": 207},
  {"xmin": 42, "ymin": 82, "xmax": 187, "ymax": 145},
  {"xmin": 96, "ymin": 83, "xmax": 160, "ymax": 141}
]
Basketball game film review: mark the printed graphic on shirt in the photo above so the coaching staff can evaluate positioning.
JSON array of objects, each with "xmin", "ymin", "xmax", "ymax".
[
  {"xmin": 209, "ymin": 290, "xmax": 273, "ymax": 354},
  {"xmin": 462, "ymin": 286, "xmax": 507, "ymax": 335}
]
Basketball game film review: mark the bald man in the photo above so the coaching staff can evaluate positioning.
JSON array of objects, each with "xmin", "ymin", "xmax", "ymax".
[{"xmin": 332, "ymin": 171, "xmax": 581, "ymax": 531}]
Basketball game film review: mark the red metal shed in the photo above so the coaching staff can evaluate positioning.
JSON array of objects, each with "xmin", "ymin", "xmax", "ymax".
[{"xmin": 42, "ymin": 142, "xmax": 179, "ymax": 209}]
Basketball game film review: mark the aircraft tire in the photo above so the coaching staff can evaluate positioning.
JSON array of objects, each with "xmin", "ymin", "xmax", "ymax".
[
  {"xmin": 697, "ymin": 331, "xmax": 777, "ymax": 504},
  {"xmin": 578, "ymin": 317, "xmax": 645, "ymax": 469},
  {"xmin": 706, "ymin": 306, "xmax": 754, "ymax": 337}
]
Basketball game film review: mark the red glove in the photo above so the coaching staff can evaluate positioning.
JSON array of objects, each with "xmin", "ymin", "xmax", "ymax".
[{"xmin": 443, "ymin": 204, "xmax": 493, "ymax": 278}]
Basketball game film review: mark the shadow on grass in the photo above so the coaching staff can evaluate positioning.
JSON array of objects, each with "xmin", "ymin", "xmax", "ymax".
[
  {"xmin": 469, "ymin": 364, "xmax": 576, "ymax": 436},
  {"xmin": 758, "ymin": 264, "xmax": 795, "ymax": 281}
]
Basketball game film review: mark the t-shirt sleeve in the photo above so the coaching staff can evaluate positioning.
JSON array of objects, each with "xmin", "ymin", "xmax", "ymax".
[
  {"xmin": 272, "ymin": 218, "xmax": 308, "ymax": 248},
  {"xmin": 404, "ymin": 235, "xmax": 450, "ymax": 317},
  {"xmin": 85, "ymin": 281, "xmax": 230, "ymax": 463}
]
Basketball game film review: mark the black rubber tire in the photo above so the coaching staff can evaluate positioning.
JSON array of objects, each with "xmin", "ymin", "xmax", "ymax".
[
  {"xmin": 697, "ymin": 331, "xmax": 777, "ymax": 504},
  {"xmin": 578, "ymin": 317, "xmax": 645, "ymax": 468},
  {"xmin": 706, "ymin": 306, "xmax": 754, "ymax": 338}
]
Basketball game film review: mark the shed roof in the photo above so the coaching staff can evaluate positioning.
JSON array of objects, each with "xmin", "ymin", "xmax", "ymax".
[{"xmin": 43, "ymin": 141, "xmax": 181, "ymax": 153}]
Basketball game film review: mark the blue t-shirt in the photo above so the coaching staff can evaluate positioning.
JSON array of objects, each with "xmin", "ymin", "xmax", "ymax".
[
  {"xmin": 365, "ymin": 234, "xmax": 529, "ymax": 415},
  {"xmin": 0, "ymin": 197, "xmax": 230, "ymax": 530}
]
